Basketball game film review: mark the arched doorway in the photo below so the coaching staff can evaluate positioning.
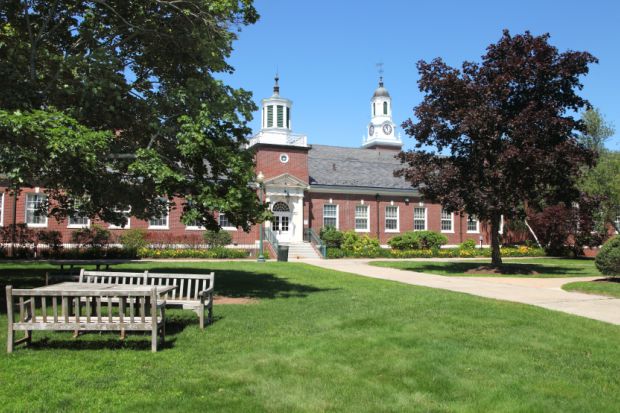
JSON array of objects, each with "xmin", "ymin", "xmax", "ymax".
[{"xmin": 272, "ymin": 201, "xmax": 292, "ymax": 243}]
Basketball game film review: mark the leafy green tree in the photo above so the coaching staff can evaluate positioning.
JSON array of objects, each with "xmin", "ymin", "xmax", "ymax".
[
  {"xmin": 0, "ymin": 0, "xmax": 264, "ymax": 230},
  {"xmin": 397, "ymin": 30, "xmax": 597, "ymax": 266},
  {"xmin": 577, "ymin": 108, "xmax": 615, "ymax": 153},
  {"xmin": 580, "ymin": 150, "xmax": 620, "ymax": 232}
]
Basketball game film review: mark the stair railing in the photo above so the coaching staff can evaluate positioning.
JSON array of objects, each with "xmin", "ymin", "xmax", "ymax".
[
  {"xmin": 264, "ymin": 226, "xmax": 279, "ymax": 252},
  {"xmin": 304, "ymin": 228, "xmax": 326, "ymax": 258}
]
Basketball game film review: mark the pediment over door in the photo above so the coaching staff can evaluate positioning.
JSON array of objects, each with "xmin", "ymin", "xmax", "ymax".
[{"xmin": 263, "ymin": 173, "xmax": 309, "ymax": 190}]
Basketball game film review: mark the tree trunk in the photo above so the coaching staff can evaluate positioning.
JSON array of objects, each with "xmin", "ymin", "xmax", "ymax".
[{"xmin": 490, "ymin": 214, "xmax": 503, "ymax": 267}]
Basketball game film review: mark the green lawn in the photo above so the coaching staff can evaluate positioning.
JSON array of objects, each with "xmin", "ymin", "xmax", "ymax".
[
  {"xmin": 1, "ymin": 261, "xmax": 619, "ymax": 412},
  {"xmin": 563, "ymin": 279, "xmax": 620, "ymax": 298},
  {"xmin": 370, "ymin": 258, "xmax": 600, "ymax": 278}
]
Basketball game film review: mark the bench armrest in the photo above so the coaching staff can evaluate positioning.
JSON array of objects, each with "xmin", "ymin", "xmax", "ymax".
[{"xmin": 199, "ymin": 287, "xmax": 214, "ymax": 303}]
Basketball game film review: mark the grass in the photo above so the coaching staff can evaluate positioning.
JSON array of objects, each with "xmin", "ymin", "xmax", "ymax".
[
  {"xmin": 0, "ymin": 261, "xmax": 619, "ymax": 412},
  {"xmin": 563, "ymin": 278, "xmax": 620, "ymax": 298},
  {"xmin": 370, "ymin": 258, "xmax": 600, "ymax": 278}
]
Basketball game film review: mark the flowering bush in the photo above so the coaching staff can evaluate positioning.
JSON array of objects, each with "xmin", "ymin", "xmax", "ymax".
[
  {"xmin": 388, "ymin": 231, "xmax": 448, "ymax": 250},
  {"xmin": 326, "ymin": 245, "xmax": 545, "ymax": 259}
]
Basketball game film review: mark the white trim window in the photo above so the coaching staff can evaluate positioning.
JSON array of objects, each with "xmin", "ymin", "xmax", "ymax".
[
  {"xmin": 0, "ymin": 192, "xmax": 4, "ymax": 226},
  {"xmin": 68, "ymin": 200, "xmax": 90, "ymax": 228},
  {"xmin": 385, "ymin": 206, "xmax": 399, "ymax": 232},
  {"xmin": 218, "ymin": 213, "xmax": 236, "ymax": 230},
  {"xmin": 109, "ymin": 208, "xmax": 131, "ymax": 229},
  {"xmin": 355, "ymin": 205, "xmax": 369, "ymax": 232},
  {"xmin": 25, "ymin": 193, "xmax": 48, "ymax": 227},
  {"xmin": 441, "ymin": 209, "xmax": 453, "ymax": 233},
  {"xmin": 414, "ymin": 207, "xmax": 427, "ymax": 231},
  {"xmin": 467, "ymin": 215, "xmax": 480, "ymax": 233},
  {"xmin": 323, "ymin": 204, "xmax": 338, "ymax": 228},
  {"xmin": 149, "ymin": 200, "xmax": 169, "ymax": 229}
]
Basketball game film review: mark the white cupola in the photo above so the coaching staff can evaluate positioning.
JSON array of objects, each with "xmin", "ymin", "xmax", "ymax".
[
  {"xmin": 248, "ymin": 75, "xmax": 308, "ymax": 148},
  {"xmin": 362, "ymin": 77, "xmax": 402, "ymax": 150}
]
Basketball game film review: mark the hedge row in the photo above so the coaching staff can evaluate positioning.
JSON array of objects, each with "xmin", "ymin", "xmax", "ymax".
[
  {"xmin": 326, "ymin": 245, "xmax": 546, "ymax": 259},
  {"xmin": 136, "ymin": 247, "xmax": 249, "ymax": 259}
]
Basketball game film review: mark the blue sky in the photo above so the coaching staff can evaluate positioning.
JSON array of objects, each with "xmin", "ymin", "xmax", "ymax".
[{"xmin": 220, "ymin": 0, "xmax": 620, "ymax": 150}]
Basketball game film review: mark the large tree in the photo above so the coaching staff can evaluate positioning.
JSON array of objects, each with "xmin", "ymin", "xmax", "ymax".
[
  {"xmin": 396, "ymin": 30, "xmax": 597, "ymax": 265},
  {"xmin": 0, "ymin": 0, "xmax": 263, "ymax": 230}
]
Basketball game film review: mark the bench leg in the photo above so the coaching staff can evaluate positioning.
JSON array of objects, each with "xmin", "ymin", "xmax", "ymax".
[
  {"xmin": 198, "ymin": 308, "xmax": 205, "ymax": 329},
  {"xmin": 7, "ymin": 328, "xmax": 13, "ymax": 354},
  {"xmin": 120, "ymin": 329, "xmax": 126, "ymax": 340},
  {"xmin": 208, "ymin": 305, "xmax": 213, "ymax": 325}
]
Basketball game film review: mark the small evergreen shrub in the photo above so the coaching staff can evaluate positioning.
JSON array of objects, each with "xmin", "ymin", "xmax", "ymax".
[
  {"xmin": 203, "ymin": 230, "xmax": 232, "ymax": 248},
  {"xmin": 459, "ymin": 239, "xmax": 477, "ymax": 250},
  {"xmin": 595, "ymin": 236, "xmax": 620, "ymax": 276},
  {"xmin": 320, "ymin": 226, "xmax": 343, "ymax": 248}
]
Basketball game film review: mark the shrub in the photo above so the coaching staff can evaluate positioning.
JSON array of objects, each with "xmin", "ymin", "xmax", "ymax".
[
  {"xmin": 137, "ymin": 247, "xmax": 248, "ymax": 259},
  {"xmin": 320, "ymin": 226, "xmax": 343, "ymax": 248},
  {"xmin": 203, "ymin": 230, "xmax": 232, "ymax": 248},
  {"xmin": 326, "ymin": 247, "xmax": 346, "ymax": 259},
  {"xmin": 459, "ymin": 239, "xmax": 477, "ymax": 250},
  {"xmin": 595, "ymin": 236, "xmax": 620, "ymax": 276},
  {"xmin": 0, "ymin": 224, "xmax": 35, "ymax": 258},
  {"xmin": 119, "ymin": 229, "xmax": 148, "ymax": 252},
  {"xmin": 71, "ymin": 225, "xmax": 111, "ymax": 249},
  {"xmin": 339, "ymin": 231, "xmax": 383, "ymax": 257},
  {"xmin": 35, "ymin": 230, "xmax": 63, "ymax": 255},
  {"xmin": 388, "ymin": 231, "xmax": 448, "ymax": 250}
]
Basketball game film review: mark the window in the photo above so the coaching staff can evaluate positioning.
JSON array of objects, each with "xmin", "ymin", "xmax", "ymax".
[
  {"xmin": 385, "ymin": 206, "xmax": 399, "ymax": 232},
  {"xmin": 25, "ymin": 193, "xmax": 47, "ymax": 227},
  {"xmin": 277, "ymin": 105, "xmax": 284, "ymax": 127},
  {"xmin": 286, "ymin": 107, "xmax": 290, "ymax": 128},
  {"xmin": 219, "ymin": 213, "xmax": 235, "ymax": 229},
  {"xmin": 383, "ymin": 101, "xmax": 388, "ymax": 115},
  {"xmin": 267, "ymin": 105, "xmax": 273, "ymax": 127},
  {"xmin": 441, "ymin": 209, "xmax": 453, "ymax": 232},
  {"xmin": 0, "ymin": 192, "xmax": 4, "ymax": 226},
  {"xmin": 355, "ymin": 205, "xmax": 369, "ymax": 232},
  {"xmin": 323, "ymin": 204, "xmax": 338, "ymax": 228},
  {"xmin": 467, "ymin": 215, "xmax": 479, "ymax": 233},
  {"xmin": 414, "ymin": 207, "xmax": 426, "ymax": 231},
  {"xmin": 68, "ymin": 214, "xmax": 89, "ymax": 228},
  {"xmin": 615, "ymin": 215, "xmax": 620, "ymax": 233},
  {"xmin": 149, "ymin": 200, "xmax": 169, "ymax": 229},
  {"xmin": 109, "ymin": 208, "xmax": 131, "ymax": 229},
  {"xmin": 279, "ymin": 153, "xmax": 289, "ymax": 163},
  {"xmin": 373, "ymin": 103, "xmax": 376, "ymax": 116}
]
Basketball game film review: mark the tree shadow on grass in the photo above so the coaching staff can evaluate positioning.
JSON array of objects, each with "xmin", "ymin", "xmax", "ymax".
[
  {"xmin": 407, "ymin": 262, "xmax": 592, "ymax": 277},
  {"xmin": 147, "ymin": 267, "xmax": 335, "ymax": 299}
]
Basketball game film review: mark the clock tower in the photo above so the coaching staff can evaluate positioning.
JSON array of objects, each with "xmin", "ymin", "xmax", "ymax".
[{"xmin": 362, "ymin": 77, "xmax": 402, "ymax": 150}]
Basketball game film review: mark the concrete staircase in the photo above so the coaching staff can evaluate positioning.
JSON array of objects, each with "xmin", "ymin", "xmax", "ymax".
[{"xmin": 284, "ymin": 242, "xmax": 321, "ymax": 260}]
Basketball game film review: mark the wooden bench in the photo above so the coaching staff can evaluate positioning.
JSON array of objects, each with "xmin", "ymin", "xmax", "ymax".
[
  {"xmin": 79, "ymin": 270, "xmax": 214, "ymax": 329},
  {"xmin": 6, "ymin": 285, "xmax": 167, "ymax": 353}
]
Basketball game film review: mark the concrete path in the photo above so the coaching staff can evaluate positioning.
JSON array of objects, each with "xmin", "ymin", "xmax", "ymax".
[{"xmin": 303, "ymin": 258, "xmax": 620, "ymax": 326}]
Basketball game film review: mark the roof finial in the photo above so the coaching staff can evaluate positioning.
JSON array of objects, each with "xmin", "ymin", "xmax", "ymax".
[
  {"xmin": 376, "ymin": 62, "xmax": 384, "ymax": 87},
  {"xmin": 273, "ymin": 72, "xmax": 280, "ymax": 95}
]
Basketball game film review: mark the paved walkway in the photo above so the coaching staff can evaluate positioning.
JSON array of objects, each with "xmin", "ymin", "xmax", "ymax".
[{"xmin": 303, "ymin": 258, "xmax": 620, "ymax": 326}]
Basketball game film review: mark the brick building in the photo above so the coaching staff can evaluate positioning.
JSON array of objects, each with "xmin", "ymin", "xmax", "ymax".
[{"xmin": 0, "ymin": 76, "xmax": 494, "ymax": 255}]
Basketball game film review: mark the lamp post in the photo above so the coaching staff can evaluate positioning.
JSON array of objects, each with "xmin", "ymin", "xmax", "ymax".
[{"xmin": 256, "ymin": 171, "xmax": 266, "ymax": 263}]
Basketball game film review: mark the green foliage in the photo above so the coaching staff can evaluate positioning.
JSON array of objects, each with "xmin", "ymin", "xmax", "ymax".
[
  {"xmin": 339, "ymin": 231, "xmax": 383, "ymax": 257},
  {"xmin": 203, "ymin": 230, "xmax": 232, "ymax": 248},
  {"xmin": 137, "ymin": 247, "xmax": 247, "ymax": 259},
  {"xmin": 71, "ymin": 225, "xmax": 111, "ymax": 249},
  {"xmin": 459, "ymin": 239, "xmax": 477, "ymax": 250},
  {"xmin": 577, "ymin": 108, "xmax": 615, "ymax": 153},
  {"xmin": 579, "ymin": 150, "xmax": 620, "ymax": 233},
  {"xmin": 119, "ymin": 229, "xmax": 148, "ymax": 253},
  {"xmin": 595, "ymin": 236, "xmax": 620, "ymax": 276},
  {"xmin": 327, "ymin": 245, "xmax": 545, "ymax": 259},
  {"xmin": 35, "ymin": 230, "xmax": 63, "ymax": 254},
  {"xmin": 0, "ymin": 1, "xmax": 264, "ymax": 229},
  {"xmin": 388, "ymin": 231, "xmax": 448, "ymax": 250},
  {"xmin": 319, "ymin": 226, "xmax": 344, "ymax": 248}
]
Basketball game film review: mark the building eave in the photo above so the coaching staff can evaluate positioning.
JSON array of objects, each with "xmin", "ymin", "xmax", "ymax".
[{"xmin": 308, "ymin": 184, "xmax": 419, "ymax": 197}]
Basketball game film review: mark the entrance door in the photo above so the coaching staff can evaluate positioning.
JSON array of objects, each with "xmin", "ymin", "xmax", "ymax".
[{"xmin": 272, "ymin": 202, "xmax": 292, "ymax": 243}]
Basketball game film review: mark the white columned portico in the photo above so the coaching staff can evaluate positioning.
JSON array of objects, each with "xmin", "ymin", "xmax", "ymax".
[{"xmin": 263, "ymin": 173, "xmax": 308, "ymax": 244}]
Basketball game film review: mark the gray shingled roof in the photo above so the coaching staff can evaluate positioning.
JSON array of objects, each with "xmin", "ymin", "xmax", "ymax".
[{"xmin": 308, "ymin": 144, "xmax": 414, "ymax": 189}]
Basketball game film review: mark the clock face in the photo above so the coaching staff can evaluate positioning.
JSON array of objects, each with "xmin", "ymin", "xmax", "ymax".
[
  {"xmin": 383, "ymin": 123, "xmax": 393, "ymax": 135},
  {"xmin": 369, "ymin": 125, "xmax": 375, "ymax": 136}
]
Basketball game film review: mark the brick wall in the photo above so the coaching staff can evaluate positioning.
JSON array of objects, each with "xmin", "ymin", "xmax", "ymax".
[{"xmin": 254, "ymin": 144, "xmax": 309, "ymax": 182}]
